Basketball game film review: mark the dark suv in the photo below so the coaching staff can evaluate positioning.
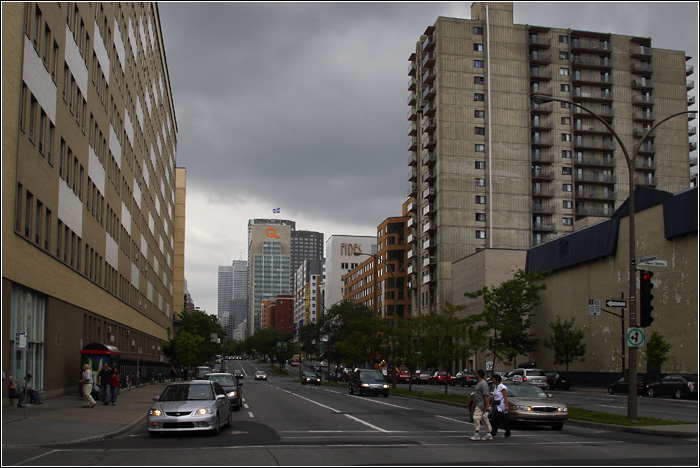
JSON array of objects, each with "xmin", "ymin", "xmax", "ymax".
[{"xmin": 349, "ymin": 369, "xmax": 389, "ymax": 397}]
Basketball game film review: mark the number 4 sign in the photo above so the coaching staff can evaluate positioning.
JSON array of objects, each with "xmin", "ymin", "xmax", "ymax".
[{"xmin": 627, "ymin": 328, "xmax": 645, "ymax": 347}]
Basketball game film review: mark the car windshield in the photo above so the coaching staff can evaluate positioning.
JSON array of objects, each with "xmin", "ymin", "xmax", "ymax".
[
  {"xmin": 160, "ymin": 384, "xmax": 214, "ymax": 401},
  {"xmin": 197, "ymin": 367, "xmax": 213, "ymax": 374},
  {"xmin": 360, "ymin": 371, "xmax": 384, "ymax": 381},
  {"xmin": 207, "ymin": 375, "xmax": 235, "ymax": 385},
  {"xmin": 256, "ymin": 371, "xmax": 265, "ymax": 375},
  {"xmin": 506, "ymin": 385, "xmax": 548, "ymax": 398},
  {"xmin": 305, "ymin": 372, "xmax": 319, "ymax": 378}
]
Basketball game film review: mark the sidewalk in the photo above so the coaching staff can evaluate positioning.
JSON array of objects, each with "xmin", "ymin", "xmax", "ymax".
[
  {"xmin": 2, "ymin": 381, "xmax": 169, "ymax": 447},
  {"xmin": 2, "ymin": 380, "xmax": 696, "ymax": 447}
]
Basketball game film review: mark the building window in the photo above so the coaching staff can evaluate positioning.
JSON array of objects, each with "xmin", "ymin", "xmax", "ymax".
[
  {"xmin": 562, "ymin": 167, "xmax": 572, "ymax": 175},
  {"xmin": 474, "ymin": 43, "xmax": 483, "ymax": 52},
  {"xmin": 474, "ymin": 60, "xmax": 484, "ymax": 68},
  {"xmin": 475, "ymin": 144, "xmax": 485, "ymax": 153},
  {"xmin": 476, "ymin": 178, "xmax": 485, "ymax": 187},
  {"xmin": 559, "ymin": 35, "xmax": 568, "ymax": 43},
  {"xmin": 563, "ymin": 200, "xmax": 573, "ymax": 209},
  {"xmin": 475, "ymin": 127, "xmax": 485, "ymax": 135},
  {"xmin": 559, "ymin": 67, "xmax": 569, "ymax": 76},
  {"xmin": 474, "ymin": 76, "xmax": 485, "ymax": 85},
  {"xmin": 474, "ymin": 93, "xmax": 485, "ymax": 101},
  {"xmin": 563, "ymin": 184, "xmax": 572, "ymax": 192},
  {"xmin": 475, "ymin": 161, "xmax": 485, "ymax": 169},
  {"xmin": 561, "ymin": 117, "xmax": 571, "ymax": 125},
  {"xmin": 561, "ymin": 84, "xmax": 570, "ymax": 92},
  {"xmin": 474, "ymin": 27, "xmax": 483, "ymax": 35},
  {"xmin": 560, "ymin": 51, "xmax": 569, "ymax": 60},
  {"xmin": 562, "ymin": 133, "xmax": 571, "ymax": 142},
  {"xmin": 563, "ymin": 217, "xmax": 573, "ymax": 226},
  {"xmin": 476, "ymin": 213, "xmax": 486, "ymax": 222},
  {"xmin": 476, "ymin": 195, "xmax": 486, "ymax": 204},
  {"xmin": 476, "ymin": 230, "xmax": 486, "ymax": 239},
  {"xmin": 475, "ymin": 110, "xmax": 485, "ymax": 118}
]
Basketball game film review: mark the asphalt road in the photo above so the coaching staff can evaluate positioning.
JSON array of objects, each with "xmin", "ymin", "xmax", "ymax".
[{"xmin": 4, "ymin": 360, "xmax": 697, "ymax": 466}]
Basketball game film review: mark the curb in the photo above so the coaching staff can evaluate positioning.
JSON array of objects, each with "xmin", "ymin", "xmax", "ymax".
[{"xmin": 566, "ymin": 419, "xmax": 698, "ymax": 439}]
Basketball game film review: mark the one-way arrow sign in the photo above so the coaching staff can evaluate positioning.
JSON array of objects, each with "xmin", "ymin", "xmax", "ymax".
[{"xmin": 606, "ymin": 299, "xmax": 627, "ymax": 308}]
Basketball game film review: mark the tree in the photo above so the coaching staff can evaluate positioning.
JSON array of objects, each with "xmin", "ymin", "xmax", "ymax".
[
  {"xmin": 645, "ymin": 331, "xmax": 671, "ymax": 376},
  {"xmin": 543, "ymin": 315, "xmax": 586, "ymax": 372},
  {"xmin": 465, "ymin": 269, "xmax": 548, "ymax": 372},
  {"xmin": 164, "ymin": 311, "xmax": 225, "ymax": 367}
]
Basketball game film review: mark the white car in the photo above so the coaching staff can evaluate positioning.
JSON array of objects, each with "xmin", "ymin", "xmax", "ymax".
[{"xmin": 505, "ymin": 368, "xmax": 548, "ymax": 389}]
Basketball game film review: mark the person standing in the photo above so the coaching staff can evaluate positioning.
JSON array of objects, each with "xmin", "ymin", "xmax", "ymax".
[
  {"xmin": 97, "ymin": 362, "xmax": 112, "ymax": 405},
  {"xmin": 79, "ymin": 364, "xmax": 96, "ymax": 408},
  {"xmin": 109, "ymin": 368, "xmax": 121, "ymax": 405},
  {"xmin": 170, "ymin": 366, "xmax": 176, "ymax": 382},
  {"xmin": 490, "ymin": 373, "xmax": 511, "ymax": 438},
  {"xmin": 470, "ymin": 370, "xmax": 493, "ymax": 440}
]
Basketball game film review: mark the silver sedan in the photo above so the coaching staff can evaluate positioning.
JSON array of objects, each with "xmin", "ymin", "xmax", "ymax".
[
  {"xmin": 502, "ymin": 382, "xmax": 568, "ymax": 430},
  {"xmin": 147, "ymin": 381, "xmax": 232, "ymax": 437}
]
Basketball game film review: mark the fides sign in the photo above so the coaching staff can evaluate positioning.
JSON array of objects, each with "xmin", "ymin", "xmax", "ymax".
[{"xmin": 340, "ymin": 243, "xmax": 363, "ymax": 256}]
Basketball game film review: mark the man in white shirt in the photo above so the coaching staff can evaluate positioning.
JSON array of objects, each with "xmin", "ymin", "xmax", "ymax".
[{"xmin": 79, "ymin": 364, "xmax": 96, "ymax": 408}]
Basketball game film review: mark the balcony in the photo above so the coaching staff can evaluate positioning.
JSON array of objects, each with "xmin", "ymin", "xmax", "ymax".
[
  {"xmin": 637, "ymin": 141, "xmax": 656, "ymax": 154},
  {"xmin": 422, "ymin": 68, "xmax": 436, "ymax": 85},
  {"xmin": 690, "ymin": 126, "xmax": 697, "ymax": 136},
  {"xmin": 530, "ymin": 83, "xmax": 553, "ymax": 95},
  {"xmin": 407, "ymin": 183, "xmax": 417, "ymax": 197},
  {"xmin": 633, "ymin": 127, "xmax": 656, "ymax": 138},
  {"xmin": 421, "ymin": 52, "xmax": 435, "ymax": 69},
  {"xmin": 528, "ymin": 35, "xmax": 551, "ymax": 48},
  {"xmin": 632, "ymin": 95, "xmax": 655, "ymax": 106},
  {"xmin": 408, "ymin": 121, "xmax": 417, "ymax": 136},
  {"xmin": 532, "ymin": 201, "xmax": 554, "ymax": 214},
  {"xmin": 422, "ymin": 152, "xmax": 436, "ymax": 167},
  {"xmin": 573, "ymin": 88, "xmax": 614, "ymax": 102},
  {"xmin": 531, "ymin": 101, "xmax": 553, "ymax": 114},
  {"xmin": 571, "ymin": 38, "xmax": 612, "ymax": 54},
  {"xmin": 423, "ymin": 186, "xmax": 436, "ymax": 200},
  {"xmin": 407, "ymin": 153, "xmax": 417, "ymax": 167},
  {"xmin": 422, "ymin": 117, "xmax": 436, "ymax": 134},
  {"xmin": 408, "ymin": 76, "xmax": 416, "ymax": 91},
  {"xmin": 406, "ymin": 201, "xmax": 416, "ymax": 213},
  {"xmin": 421, "ymin": 35, "xmax": 435, "ymax": 52},
  {"xmin": 687, "ymin": 65, "xmax": 694, "ymax": 76},
  {"xmin": 632, "ymin": 111, "xmax": 655, "ymax": 122},
  {"xmin": 575, "ymin": 189, "xmax": 616, "ymax": 201},
  {"xmin": 574, "ymin": 121, "xmax": 612, "ymax": 135},
  {"xmin": 422, "ymin": 101, "xmax": 436, "ymax": 117},
  {"xmin": 532, "ymin": 186, "xmax": 555, "ymax": 198},
  {"xmin": 407, "ymin": 92, "xmax": 416, "ymax": 106},
  {"xmin": 407, "ymin": 107, "xmax": 417, "ymax": 121},
  {"xmin": 532, "ymin": 222, "xmax": 556, "ymax": 232},
  {"xmin": 573, "ymin": 136, "xmax": 615, "ymax": 151},
  {"xmin": 688, "ymin": 80, "xmax": 695, "ymax": 91},
  {"xmin": 421, "ymin": 85, "xmax": 436, "ymax": 101},
  {"xmin": 631, "ymin": 62, "xmax": 654, "ymax": 74},
  {"xmin": 573, "ymin": 153, "xmax": 615, "ymax": 168},
  {"xmin": 570, "ymin": 55, "xmax": 612, "ymax": 69},
  {"xmin": 531, "ymin": 135, "xmax": 554, "ymax": 147},
  {"xmin": 630, "ymin": 45, "xmax": 653, "ymax": 58},
  {"xmin": 407, "ymin": 217, "xmax": 415, "ymax": 229},
  {"xmin": 422, "ymin": 274, "xmax": 433, "ymax": 285},
  {"xmin": 422, "ymin": 168, "xmax": 436, "ymax": 182},
  {"xmin": 575, "ymin": 205, "xmax": 614, "ymax": 217},
  {"xmin": 636, "ymin": 176, "xmax": 658, "ymax": 187},
  {"xmin": 631, "ymin": 78, "xmax": 654, "ymax": 90},
  {"xmin": 408, "ymin": 169, "xmax": 417, "ymax": 182},
  {"xmin": 422, "ymin": 256, "xmax": 436, "ymax": 267},
  {"xmin": 531, "ymin": 151, "xmax": 555, "ymax": 164},
  {"xmin": 422, "ymin": 135, "xmax": 437, "ymax": 150},
  {"xmin": 529, "ymin": 51, "xmax": 552, "ymax": 64},
  {"xmin": 574, "ymin": 173, "xmax": 616, "ymax": 184},
  {"xmin": 529, "ymin": 68, "xmax": 553, "ymax": 81},
  {"xmin": 531, "ymin": 118, "xmax": 554, "ymax": 130},
  {"xmin": 572, "ymin": 71, "xmax": 613, "ymax": 86},
  {"xmin": 408, "ymin": 60, "xmax": 417, "ymax": 77},
  {"xmin": 531, "ymin": 169, "xmax": 554, "ymax": 180},
  {"xmin": 635, "ymin": 159, "xmax": 658, "ymax": 171},
  {"xmin": 690, "ymin": 141, "xmax": 697, "ymax": 152},
  {"xmin": 408, "ymin": 137, "xmax": 417, "ymax": 151}
]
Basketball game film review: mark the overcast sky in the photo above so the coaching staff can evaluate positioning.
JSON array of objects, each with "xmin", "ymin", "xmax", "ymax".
[{"xmin": 157, "ymin": 2, "xmax": 699, "ymax": 316}]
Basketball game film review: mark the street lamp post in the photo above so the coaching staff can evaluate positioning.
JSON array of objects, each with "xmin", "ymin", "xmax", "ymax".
[
  {"xmin": 532, "ymin": 94, "xmax": 695, "ymax": 420},
  {"xmin": 354, "ymin": 251, "xmax": 409, "ymax": 389}
]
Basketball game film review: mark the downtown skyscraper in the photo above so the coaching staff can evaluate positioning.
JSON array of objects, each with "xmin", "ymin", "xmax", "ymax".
[{"xmin": 406, "ymin": 2, "xmax": 695, "ymax": 316}]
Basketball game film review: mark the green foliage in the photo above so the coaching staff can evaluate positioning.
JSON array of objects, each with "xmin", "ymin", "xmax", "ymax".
[
  {"xmin": 465, "ymin": 269, "xmax": 547, "ymax": 370},
  {"xmin": 645, "ymin": 331, "xmax": 671, "ymax": 369},
  {"xmin": 165, "ymin": 311, "xmax": 225, "ymax": 367},
  {"xmin": 543, "ymin": 315, "xmax": 586, "ymax": 372}
]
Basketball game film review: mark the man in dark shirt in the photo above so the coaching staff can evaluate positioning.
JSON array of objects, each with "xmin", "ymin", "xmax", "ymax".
[{"xmin": 97, "ymin": 362, "xmax": 112, "ymax": 405}]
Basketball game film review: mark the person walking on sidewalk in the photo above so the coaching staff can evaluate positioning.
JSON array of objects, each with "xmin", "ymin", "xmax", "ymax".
[
  {"xmin": 109, "ymin": 367, "xmax": 121, "ymax": 405},
  {"xmin": 470, "ymin": 370, "xmax": 493, "ymax": 441},
  {"xmin": 79, "ymin": 364, "xmax": 96, "ymax": 407},
  {"xmin": 490, "ymin": 373, "xmax": 511, "ymax": 438},
  {"xmin": 97, "ymin": 362, "xmax": 112, "ymax": 405}
]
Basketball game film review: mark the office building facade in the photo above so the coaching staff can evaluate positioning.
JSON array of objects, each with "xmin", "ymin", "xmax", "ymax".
[
  {"xmin": 2, "ymin": 2, "xmax": 178, "ymax": 395},
  {"xmin": 406, "ymin": 2, "xmax": 696, "ymax": 316},
  {"xmin": 293, "ymin": 259, "xmax": 324, "ymax": 334},
  {"xmin": 325, "ymin": 235, "xmax": 376, "ymax": 308}
]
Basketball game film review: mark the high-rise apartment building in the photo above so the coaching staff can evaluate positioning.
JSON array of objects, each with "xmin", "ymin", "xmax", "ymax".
[
  {"xmin": 217, "ymin": 260, "xmax": 247, "ymax": 340},
  {"xmin": 293, "ymin": 259, "xmax": 324, "ymax": 334},
  {"xmin": 2, "ymin": 3, "xmax": 178, "ymax": 394},
  {"xmin": 406, "ymin": 2, "xmax": 695, "ymax": 316}
]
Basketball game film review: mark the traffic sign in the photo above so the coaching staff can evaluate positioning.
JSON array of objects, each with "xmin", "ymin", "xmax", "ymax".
[
  {"xmin": 627, "ymin": 328, "xmax": 645, "ymax": 347},
  {"xmin": 589, "ymin": 299, "xmax": 601, "ymax": 316},
  {"xmin": 638, "ymin": 260, "xmax": 667, "ymax": 267},
  {"xmin": 606, "ymin": 299, "xmax": 627, "ymax": 308},
  {"xmin": 15, "ymin": 332, "xmax": 27, "ymax": 350}
]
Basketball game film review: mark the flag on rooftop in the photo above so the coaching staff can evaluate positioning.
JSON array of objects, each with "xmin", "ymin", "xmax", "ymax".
[{"xmin": 273, "ymin": 208, "xmax": 281, "ymax": 213}]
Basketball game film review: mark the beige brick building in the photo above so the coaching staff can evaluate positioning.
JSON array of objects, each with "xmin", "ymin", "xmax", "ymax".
[
  {"xmin": 2, "ymin": 3, "xmax": 178, "ymax": 398},
  {"xmin": 407, "ymin": 2, "xmax": 695, "ymax": 318}
]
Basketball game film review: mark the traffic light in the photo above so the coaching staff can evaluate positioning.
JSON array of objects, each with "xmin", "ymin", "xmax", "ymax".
[{"xmin": 639, "ymin": 270, "xmax": 654, "ymax": 327}]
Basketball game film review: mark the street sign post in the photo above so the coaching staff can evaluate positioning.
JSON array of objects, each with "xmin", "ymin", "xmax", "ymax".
[{"xmin": 638, "ymin": 259, "xmax": 667, "ymax": 267}]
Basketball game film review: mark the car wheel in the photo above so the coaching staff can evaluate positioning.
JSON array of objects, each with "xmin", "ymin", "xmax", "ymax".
[
  {"xmin": 647, "ymin": 388, "xmax": 656, "ymax": 397},
  {"xmin": 551, "ymin": 423, "xmax": 564, "ymax": 431},
  {"xmin": 383, "ymin": 392, "xmax": 389, "ymax": 398},
  {"xmin": 608, "ymin": 387, "xmax": 614, "ymax": 395},
  {"xmin": 674, "ymin": 389, "xmax": 683, "ymax": 399},
  {"xmin": 349, "ymin": 385, "xmax": 354, "ymax": 395},
  {"xmin": 213, "ymin": 414, "xmax": 221, "ymax": 435},
  {"xmin": 235, "ymin": 401, "xmax": 241, "ymax": 411},
  {"xmin": 226, "ymin": 410, "xmax": 233, "ymax": 428},
  {"xmin": 461, "ymin": 382, "xmax": 465, "ymax": 388}
]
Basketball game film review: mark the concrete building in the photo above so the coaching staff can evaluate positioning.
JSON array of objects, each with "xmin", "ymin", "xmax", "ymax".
[
  {"xmin": 524, "ymin": 186, "xmax": 698, "ymax": 385},
  {"xmin": 2, "ymin": 2, "xmax": 178, "ymax": 396},
  {"xmin": 218, "ymin": 259, "xmax": 247, "ymax": 340},
  {"xmin": 407, "ymin": 2, "xmax": 696, "ymax": 318},
  {"xmin": 173, "ymin": 168, "xmax": 186, "ymax": 320},
  {"xmin": 325, "ymin": 235, "xmax": 376, "ymax": 307}
]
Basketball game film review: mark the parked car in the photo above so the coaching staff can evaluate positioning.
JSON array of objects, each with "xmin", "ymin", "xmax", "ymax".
[
  {"xmin": 499, "ymin": 382, "xmax": 568, "ymax": 430},
  {"xmin": 302, "ymin": 371, "xmax": 321, "ymax": 386},
  {"xmin": 607, "ymin": 377, "xmax": 647, "ymax": 395},
  {"xmin": 397, "ymin": 371, "xmax": 412, "ymax": 383},
  {"xmin": 545, "ymin": 372, "xmax": 572, "ymax": 390},
  {"xmin": 504, "ymin": 368, "xmax": 548, "ymax": 389},
  {"xmin": 204, "ymin": 373, "xmax": 243, "ymax": 411},
  {"xmin": 450, "ymin": 371, "xmax": 477, "ymax": 387},
  {"xmin": 147, "ymin": 381, "xmax": 232, "ymax": 437},
  {"xmin": 254, "ymin": 371, "xmax": 268, "ymax": 381},
  {"xmin": 647, "ymin": 374, "xmax": 698, "ymax": 399},
  {"xmin": 411, "ymin": 370, "xmax": 431, "ymax": 384},
  {"xmin": 349, "ymin": 369, "xmax": 390, "ymax": 397},
  {"xmin": 192, "ymin": 366, "xmax": 214, "ymax": 380},
  {"xmin": 428, "ymin": 371, "xmax": 451, "ymax": 385}
]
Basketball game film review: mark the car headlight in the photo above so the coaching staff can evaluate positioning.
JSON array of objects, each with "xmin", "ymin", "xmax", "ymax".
[
  {"xmin": 361, "ymin": 383, "xmax": 370, "ymax": 387},
  {"xmin": 557, "ymin": 407, "xmax": 567, "ymax": 412},
  {"xmin": 149, "ymin": 408, "xmax": 162, "ymax": 416},
  {"xmin": 196, "ymin": 408, "xmax": 213, "ymax": 415},
  {"xmin": 227, "ymin": 391, "xmax": 237, "ymax": 398},
  {"xmin": 512, "ymin": 405, "xmax": 531, "ymax": 411}
]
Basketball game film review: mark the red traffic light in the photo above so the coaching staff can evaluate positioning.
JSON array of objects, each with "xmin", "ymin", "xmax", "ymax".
[{"xmin": 642, "ymin": 271, "xmax": 654, "ymax": 282}]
